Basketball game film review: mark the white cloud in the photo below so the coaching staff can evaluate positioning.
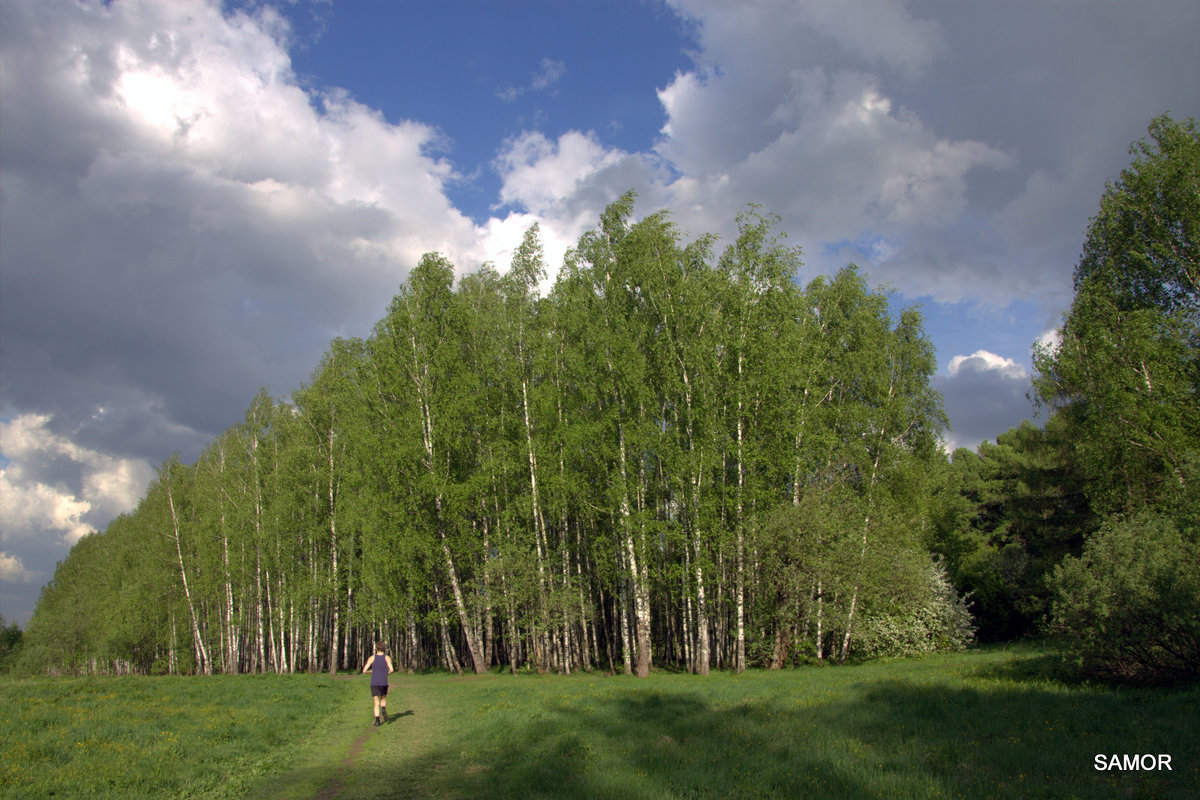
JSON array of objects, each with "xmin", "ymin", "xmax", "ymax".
[
  {"xmin": 486, "ymin": 0, "xmax": 1193, "ymax": 312},
  {"xmin": 0, "ymin": 415, "xmax": 155, "ymax": 546},
  {"xmin": 489, "ymin": 130, "xmax": 671, "ymax": 272},
  {"xmin": 467, "ymin": 212, "xmax": 573, "ymax": 295},
  {"xmin": 947, "ymin": 350, "xmax": 1028, "ymax": 380},
  {"xmin": 475, "ymin": 0, "xmax": 1015, "ymax": 302},
  {"xmin": 1, "ymin": 0, "xmax": 490, "ymax": 441},
  {"xmin": 937, "ymin": 351, "xmax": 1034, "ymax": 453},
  {"xmin": 0, "ymin": 466, "xmax": 94, "ymax": 545},
  {"xmin": 0, "ymin": 552, "xmax": 36, "ymax": 583},
  {"xmin": 495, "ymin": 130, "xmax": 627, "ymax": 216},
  {"xmin": 647, "ymin": 6, "xmax": 1014, "ymax": 292}
]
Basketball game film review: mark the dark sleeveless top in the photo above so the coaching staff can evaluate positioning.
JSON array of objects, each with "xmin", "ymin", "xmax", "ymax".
[{"xmin": 370, "ymin": 653, "xmax": 389, "ymax": 686}]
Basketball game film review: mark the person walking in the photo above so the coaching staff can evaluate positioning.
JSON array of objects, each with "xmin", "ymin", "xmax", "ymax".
[{"xmin": 362, "ymin": 641, "xmax": 394, "ymax": 726}]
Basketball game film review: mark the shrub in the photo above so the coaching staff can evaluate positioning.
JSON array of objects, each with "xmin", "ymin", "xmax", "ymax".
[
  {"xmin": 857, "ymin": 560, "xmax": 975, "ymax": 659},
  {"xmin": 1052, "ymin": 510, "xmax": 1200, "ymax": 684}
]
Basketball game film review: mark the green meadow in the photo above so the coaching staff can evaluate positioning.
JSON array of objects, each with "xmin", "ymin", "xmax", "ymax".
[
  {"xmin": 0, "ymin": 672, "xmax": 359, "ymax": 799},
  {"xmin": 3, "ymin": 645, "xmax": 1196, "ymax": 800}
]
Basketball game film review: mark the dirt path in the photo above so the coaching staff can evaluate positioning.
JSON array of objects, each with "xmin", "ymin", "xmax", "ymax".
[
  {"xmin": 306, "ymin": 677, "xmax": 435, "ymax": 800},
  {"xmin": 311, "ymin": 724, "xmax": 374, "ymax": 800}
]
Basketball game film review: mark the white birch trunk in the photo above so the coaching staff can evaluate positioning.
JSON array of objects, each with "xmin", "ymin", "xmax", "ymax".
[
  {"xmin": 327, "ymin": 426, "xmax": 340, "ymax": 676},
  {"xmin": 735, "ymin": 355, "xmax": 747, "ymax": 673},
  {"xmin": 166, "ymin": 475, "xmax": 210, "ymax": 674}
]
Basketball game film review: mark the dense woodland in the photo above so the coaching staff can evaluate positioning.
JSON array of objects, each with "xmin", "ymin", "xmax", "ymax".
[{"xmin": 15, "ymin": 115, "xmax": 1199, "ymax": 684}]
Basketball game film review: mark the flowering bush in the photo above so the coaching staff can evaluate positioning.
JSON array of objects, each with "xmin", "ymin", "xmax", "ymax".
[{"xmin": 857, "ymin": 560, "xmax": 975, "ymax": 660}]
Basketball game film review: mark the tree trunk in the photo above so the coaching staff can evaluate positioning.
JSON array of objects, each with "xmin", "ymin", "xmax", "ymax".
[
  {"xmin": 616, "ymin": 416, "xmax": 652, "ymax": 677},
  {"xmin": 327, "ymin": 427, "xmax": 340, "ymax": 677},
  {"xmin": 735, "ymin": 366, "xmax": 747, "ymax": 674},
  {"xmin": 165, "ymin": 472, "xmax": 210, "ymax": 675}
]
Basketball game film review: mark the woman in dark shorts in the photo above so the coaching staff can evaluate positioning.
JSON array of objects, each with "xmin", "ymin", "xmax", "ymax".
[{"xmin": 362, "ymin": 641, "xmax": 394, "ymax": 726}]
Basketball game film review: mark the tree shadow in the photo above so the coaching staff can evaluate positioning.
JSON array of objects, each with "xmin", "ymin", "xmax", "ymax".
[
  {"xmin": 380, "ymin": 677, "xmax": 1196, "ymax": 799},
  {"xmin": 264, "ymin": 667, "xmax": 1199, "ymax": 799}
]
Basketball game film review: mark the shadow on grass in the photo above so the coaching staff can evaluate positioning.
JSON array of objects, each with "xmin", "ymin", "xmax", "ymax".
[
  {"xmin": 318, "ymin": 669, "xmax": 1199, "ymax": 800},
  {"xmin": 968, "ymin": 651, "xmax": 1077, "ymax": 685}
]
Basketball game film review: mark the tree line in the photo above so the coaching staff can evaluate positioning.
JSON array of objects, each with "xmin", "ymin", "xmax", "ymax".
[
  {"xmin": 17, "ymin": 198, "xmax": 971, "ymax": 677},
  {"xmin": 15, "ymin": 115, "xmax": 1197, "ymax": 684}
]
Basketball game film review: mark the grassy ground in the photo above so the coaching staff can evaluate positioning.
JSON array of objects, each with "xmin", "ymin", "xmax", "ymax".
[
  {"xmin": 3, "ymin": 645, "xmax": 1197, "ymax": 799},
  {"xmin": 0, "ymin": 672, "xmax": 360, "ymax": 799}
]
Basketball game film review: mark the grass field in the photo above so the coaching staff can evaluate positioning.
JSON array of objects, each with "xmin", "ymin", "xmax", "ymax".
[{"xmin": 2, "ymin": 644, "xmax": 1196, "ymax": 799}]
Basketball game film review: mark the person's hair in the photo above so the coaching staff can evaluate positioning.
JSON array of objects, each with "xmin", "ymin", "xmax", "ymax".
[{"xmin": 375, "ymin": 640, "xmax": 386, "ymax": 652}]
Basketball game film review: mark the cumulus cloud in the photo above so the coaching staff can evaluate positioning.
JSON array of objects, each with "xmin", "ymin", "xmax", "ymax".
[
  {"xmin": 648, "ymin": 1, "xmax": 1019, "ymax": 296},
  {"xmin": 0, "ymin": 0, "xmax": 487, "ymax": 453},
  {"xmin": 936, "ymin": 351, "xmax": 1035, "ymax": 453},
  {"xmin": 483, "ymin": 0, "xmax": 1018, "ymax": 298},
  {"xmin": 0, "ymin": 414, "xmax": 155, "ymax": 546},
  {"xmin": 0, "ymin": 552, "xmax": 36, "ymax": 583},
  {"xmin": 484, "ymin": 0, "xmax": 1196, "ymax": 311},
  {"xmin": 488, "ymin": 129, "xmax": 675, "ymax": 273},
  {"xmin": 0, "ymin": 470, "xmax": 94, "ymax": 545},
  {"xmin": 947, "ymin": 350, "xmax": 1027, "ymax": 381}
]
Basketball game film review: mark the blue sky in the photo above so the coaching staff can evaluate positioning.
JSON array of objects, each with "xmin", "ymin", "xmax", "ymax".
[
  {"xmin": 1, "ymin": 0, "xmax": 1198, "ymax": 625},
  {"xmin": 280, "ymin": 0, "xmax": 696, "ymax": 220}
]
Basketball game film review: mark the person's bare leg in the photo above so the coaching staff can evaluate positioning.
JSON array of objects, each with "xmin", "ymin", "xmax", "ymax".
[
  {"xmin": 380, "ymin": 695, "xmax": 388, "ymax": 722},
  {"xmin": 373, "ymin": 694, "xmax": 381, "ymax": 724}
]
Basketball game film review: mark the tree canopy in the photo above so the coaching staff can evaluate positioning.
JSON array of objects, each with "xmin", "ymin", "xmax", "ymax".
[
  {"xmin": 1033, "ymin": 113, "xmax": 1199, "ymax": 682},
  {"xmin": 21, "ymin": 114, "xmax": 1198, "ymax": 685},
  {"xmin": 19, "ymin": 197, "xmax": 964, "ymax": 677}
]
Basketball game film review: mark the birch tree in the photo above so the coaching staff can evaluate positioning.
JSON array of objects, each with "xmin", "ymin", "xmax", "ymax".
[{"xmin": 371, "ymin": 254, "xmax": 488, "ymax": 673}]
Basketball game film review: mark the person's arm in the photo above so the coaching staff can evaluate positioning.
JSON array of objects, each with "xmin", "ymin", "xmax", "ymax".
[
  {"xmin": 385, "ymin": 655, "xmax": 394, "ymax": 674},
  {"xmin": 362, "ymin": 655, "xmax": 374, "ymax": 674}
]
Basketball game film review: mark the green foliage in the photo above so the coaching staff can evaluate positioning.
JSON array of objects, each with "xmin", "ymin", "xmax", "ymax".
[
  {"xmin": 1020, "ymin": 113, "xmax": 1200, "ymax": 687},
  {"xmin": 0, "ymin": 616, "xmax": 22, "ymax": 673},
  {"xmin": 16, "ymin": 509, "xmax": 175, "ymax": 676},
  {"xmin": 930, "ymin": 420, "xmax": 1094, "ymax": 641},
  {"xmin": 1034, "ymin": 113, "xmax": 1199, "ymax": 517},
  {"xmin": 23, "ymin": 194, "xmax": 951, "ymax": 677},
  {"xmin": 1052, "ymin": 510, "xmax": 1200, "ymax": 684},
  {"xmin": 1074, "ymin": 114, "xmax": 1199, "ymax": 316}
]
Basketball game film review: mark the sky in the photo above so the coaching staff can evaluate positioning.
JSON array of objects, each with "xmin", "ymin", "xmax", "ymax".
[{"xmin": 1, "ymin": 0, "xmax": 1197, "ymax": 627}]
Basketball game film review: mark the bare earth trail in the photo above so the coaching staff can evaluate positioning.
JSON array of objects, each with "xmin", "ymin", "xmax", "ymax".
[{"xmin": 254, "ymin": 675, "xmax": 449, "ymax": 800}]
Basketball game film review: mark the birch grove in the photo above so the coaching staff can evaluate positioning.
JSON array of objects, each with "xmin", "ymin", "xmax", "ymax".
[{"xmin": 22, "ymin": 196, "xmax": 972, "ymax": 676}]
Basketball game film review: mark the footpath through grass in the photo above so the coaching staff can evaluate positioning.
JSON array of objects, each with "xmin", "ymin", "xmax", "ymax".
[
  {"xmin": 3, "ymin": 645, "xmax": 1197, "ymax": 799},
  {"xmin": 296, "ymin": 645, "xmax": 1197, "ymax": 800}
]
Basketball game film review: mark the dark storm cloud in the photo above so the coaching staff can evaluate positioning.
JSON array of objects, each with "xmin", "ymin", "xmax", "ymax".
[{"xmin": 0, "ymin": 0, "xmax": 481, "ymax": 624}]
